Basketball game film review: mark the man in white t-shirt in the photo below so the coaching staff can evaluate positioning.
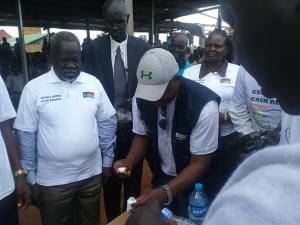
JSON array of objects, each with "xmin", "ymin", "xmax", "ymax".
[
  {"xmin": 0, "ymin": 76, "xmax": 31, "ymax": 225},
  {"xmin": 14, "ymin": 32, "xmax": 117, "ymax": 225},
  {"xmin": 114, "ymin": 48, "xmax": 220, "ymax": 216}
]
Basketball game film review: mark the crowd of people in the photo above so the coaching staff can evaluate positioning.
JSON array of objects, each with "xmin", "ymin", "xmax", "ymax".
[{"xmin": 0, "ymin": 0, "xmax": 300, "ymax": 225}]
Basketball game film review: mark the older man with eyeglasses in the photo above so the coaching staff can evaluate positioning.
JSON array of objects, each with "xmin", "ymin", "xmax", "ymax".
[{"xmin": 113, "ymin": 48, "xmax": 220, "ymax": 217}]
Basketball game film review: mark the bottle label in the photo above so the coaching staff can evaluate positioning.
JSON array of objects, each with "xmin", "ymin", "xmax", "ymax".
[{"xmin": 188, "ymin": 205, "xmax": 207, "ymax": 220}]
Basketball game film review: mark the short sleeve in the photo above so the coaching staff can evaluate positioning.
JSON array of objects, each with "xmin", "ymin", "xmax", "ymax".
[
  {"xmin": 13, "ymin": 86, "xmax": 38, "ymax": 132},
  {"xmin": 96, "ymin": 82, "xmax": 116, "ymax": 122},
  {"xmin": 0, "ymin": 76, "xmax": 16, "ymax": 122},
  {"xmin": 190, "ymin": 100, "xmax": 219, "ymax": 155},
  {"xmin": 132, "ymin": 98, "xmax": 148, "ymax": 135}
]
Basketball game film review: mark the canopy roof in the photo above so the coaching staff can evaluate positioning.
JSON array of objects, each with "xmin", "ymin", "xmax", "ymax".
[{"xmin": 0, "ymin": 0, "xmax": 218, "ymax": 32}]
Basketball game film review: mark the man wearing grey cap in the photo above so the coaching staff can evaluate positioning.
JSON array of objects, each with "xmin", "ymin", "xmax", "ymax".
[{"xmin": 114, "ymin": 48, "xmax": 220, "ymax": 216}]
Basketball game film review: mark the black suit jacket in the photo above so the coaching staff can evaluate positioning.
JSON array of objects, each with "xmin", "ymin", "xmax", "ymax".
[{"xmin": 84, "ymin": 35, "xmax": 151, "ymax": 104}]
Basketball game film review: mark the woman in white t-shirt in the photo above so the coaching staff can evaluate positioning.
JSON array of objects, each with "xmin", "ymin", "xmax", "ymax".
[
  {"xmin": 184, "ymin": 30, "xmax": 240, "ymax": 139},
  {"xmin": 183, "ymin": 29, "xmax": 240, "ymax": 200}
]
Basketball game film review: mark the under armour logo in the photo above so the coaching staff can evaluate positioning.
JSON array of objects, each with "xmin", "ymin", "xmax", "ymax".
[{"xmin": 141, "ymin": 69, "xmax": 153, "ymax": 80}]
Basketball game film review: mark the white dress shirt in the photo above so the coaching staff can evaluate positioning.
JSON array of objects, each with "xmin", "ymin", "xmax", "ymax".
[{"xmin": 110, "ymin": 35, "xmax": 128, "ymax": 77}]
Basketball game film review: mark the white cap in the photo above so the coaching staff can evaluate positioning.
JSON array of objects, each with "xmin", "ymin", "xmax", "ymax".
[{"xmin": 134, "ymin": 48, "xmax": 179, "ymax": 101}]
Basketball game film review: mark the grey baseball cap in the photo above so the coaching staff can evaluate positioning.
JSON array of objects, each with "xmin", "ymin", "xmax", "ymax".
[{"xmin": 134, "ymin": 48, "xmax": 179, "ymax": 101}]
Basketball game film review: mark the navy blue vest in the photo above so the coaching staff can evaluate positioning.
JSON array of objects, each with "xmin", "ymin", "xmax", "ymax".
[{"xmin": 137, "ymin": 77, "xmax": 220, "ymax": 181}]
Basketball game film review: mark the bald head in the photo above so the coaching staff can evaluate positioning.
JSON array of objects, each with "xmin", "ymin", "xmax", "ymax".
[
  {"xmin": 103, "ymin": 0, "xmax": 127, "ymax": 19},
  {"xmin": 171, "ymin": 33, "xmax": 188, "ymax": 48},
  {"xmin": 169, "ymin": 33, "xmax": 188, "ymax": 68}
]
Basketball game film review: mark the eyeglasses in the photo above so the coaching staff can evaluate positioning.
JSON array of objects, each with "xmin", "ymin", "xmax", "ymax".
[{"xmin": 159, "ymin": 106, "xmax": 167, "ymax": 130}]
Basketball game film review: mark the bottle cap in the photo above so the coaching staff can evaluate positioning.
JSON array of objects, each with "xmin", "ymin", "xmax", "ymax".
[
  {"xmin": 161, "ymin": 208, "xmax": 173, "ymax": 220},
  {"xmin": 195, "ymin": 183, "xmax": 203, "ymax": 192}
]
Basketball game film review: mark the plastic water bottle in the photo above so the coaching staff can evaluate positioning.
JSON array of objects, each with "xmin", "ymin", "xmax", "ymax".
[
  {"xmin": 161, "ymin": 208, "xmax": 196, "ymax": 225},
  {"xmin": 126, "ymin": 197, "xmax": 136, "ymax": 212},
  {"xmin": 188, "ymin": 183, "xmax": 208, "ymax": 223}
]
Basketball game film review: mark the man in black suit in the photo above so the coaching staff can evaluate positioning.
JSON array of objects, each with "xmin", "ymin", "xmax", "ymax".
[{"xmin": 84, "ymin": 0, "xmax": 151, "ymax": 221}]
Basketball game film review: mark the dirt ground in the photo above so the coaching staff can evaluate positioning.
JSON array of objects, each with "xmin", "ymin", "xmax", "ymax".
[{"xmin": 19, "ymin": 161, "xmax": 152, "ymax": 225}]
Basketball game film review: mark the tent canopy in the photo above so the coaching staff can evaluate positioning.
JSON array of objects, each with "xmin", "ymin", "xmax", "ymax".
[{"xmin": 0, "ymin": 0, "xmax": 218, "ymax": 32}]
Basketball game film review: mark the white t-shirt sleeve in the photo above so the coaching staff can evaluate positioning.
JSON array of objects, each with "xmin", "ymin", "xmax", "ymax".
[
  {"xmin": 96, "ymin": 82, "xmax": 116, "ymax": 122},
  {"xmin": 229, "ymin": 67, "xmax": 255, "ymax": 135},
  {"xmin": 132, "ymin": 98, "xmax": 148, "ymax": 135},
  {"xmin": 13, "ymin": 86, "xmax": 38, "ymax": 132},
  {"xmin": 0, "ymin": 76, "xmax": 16, "ymax": 122},
  {"xmin": 190, "ymin": 100, "xmax": 219, "ymax": 155}
]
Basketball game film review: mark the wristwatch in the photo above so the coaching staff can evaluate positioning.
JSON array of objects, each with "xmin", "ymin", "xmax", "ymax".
[
  {"xmin": 224, "ymin": 112, "xmax": 229, "ymax": 122},
  {"xmin": 15, "ymin": 169, "xmax": 28, "ymax": 177}
]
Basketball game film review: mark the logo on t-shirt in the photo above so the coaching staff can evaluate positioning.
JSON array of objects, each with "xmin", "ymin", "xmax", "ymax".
[
  {"xmin": 220, "ymin": 78, "xmax": 231, "ymax": 84},
  {"xmin": 83, "ymin": 92, "xmax": 95, "ymax": 98}
]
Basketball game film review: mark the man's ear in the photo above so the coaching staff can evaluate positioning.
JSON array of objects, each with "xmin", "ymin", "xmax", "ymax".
[{"xmin": 126, "ymin": 14, "xmax": 130, "ymax": 24}]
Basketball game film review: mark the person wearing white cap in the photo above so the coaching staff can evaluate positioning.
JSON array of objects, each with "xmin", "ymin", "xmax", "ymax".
[{"xmin": 114, "ymin": 48, "xmax": 220, "ymax": 216}]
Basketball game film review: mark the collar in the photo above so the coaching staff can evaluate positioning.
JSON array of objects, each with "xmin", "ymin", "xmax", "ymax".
[
  {"xmin": 200, "ymin": 60, "xmax": 228, "ymax": 78},
  {"xmin": 110, "ymin": 35, "xmax": 128, "ymax": 52},
  {"xmin": 47, "ymin": 67, "xmax": 86, "ymax": 84}
]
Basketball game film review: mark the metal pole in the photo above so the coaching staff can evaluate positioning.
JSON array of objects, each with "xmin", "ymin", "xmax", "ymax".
[
  {"xmin": 149, "ymin": 0, "xmax": 154, "ymax": 46},
  {"xmin": 217, "ymin": 7, "xmax": 222, "ymax": 29},
  {"xmin": 125, "ymin": 0, "xmax": 134, "ymax": 35},
  {"xmin": 16, "ymin": 0, "xmax": 28, "ymax": 84},
  {"xmin": 47, "ymin": 28, "xmax": 51, "ymax": 49},
  {"xmin": 85, "ymin": 17, "xmax": 91, "ymax": 42}
]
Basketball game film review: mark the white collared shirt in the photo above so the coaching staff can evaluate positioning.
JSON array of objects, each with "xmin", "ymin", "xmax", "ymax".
[
  {"xmin": 14, "ymin": 69, "xmax": 116, "ymax": 186},
  {"xmin": 183, "ymin": 63, "xmax": 240, "ymax": 137},
  {"xmin": 0, "ymin": 76, "xmax": 16, "ymax": 200},
  {"xmin": 110, "ymin": 35, "xmax": 128, "ymax": 76}
]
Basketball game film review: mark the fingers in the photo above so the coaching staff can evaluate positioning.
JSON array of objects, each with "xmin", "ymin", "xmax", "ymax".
[
  {"xmin": 113, "ymin": 160, "xmax": 132, "ymax": 178},
  {"xmin": 17, "ymin": 194, "xmax": 31, "ymax": 210},
  {"xmin": 16, "ymin": 181, "xmax": 32, "ymax": 210},
  {"xmin": 132, "ymin": 195, "xmax": 149, "ymax": 208}
]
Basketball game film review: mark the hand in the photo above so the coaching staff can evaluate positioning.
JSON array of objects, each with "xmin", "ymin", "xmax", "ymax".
[
  {"xmin": 31, "ymin": 184, "xmax": 41, "ymax": 208},
  {"xmin": 102, "ymin": 167, "xmax": 112, "ymax": 184},
  {"xmin": 133, "ymin": 188, "xmax": 167, "ymax": 208},
  {"xmin": 113, "ymin": 159, "xmax": 133, "ymax": 178},
  {"xmin": 15, "ymin": 175, "xmax": 31, "ymax": 210}
]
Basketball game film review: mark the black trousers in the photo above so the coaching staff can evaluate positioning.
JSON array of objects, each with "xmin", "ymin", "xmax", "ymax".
[
  {"xmin": 0, "ymin": 191, "xmax": 19, "ymax": 225},
  {"xmin": 103, "ymin": 122, "xmax": 143, "ymax": 222},
  {"xmin": 39, "ymin": 175, "xmax": 102, "ymax": 225}
]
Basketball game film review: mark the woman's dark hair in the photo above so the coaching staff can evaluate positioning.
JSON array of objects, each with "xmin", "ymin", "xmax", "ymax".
[{"xmin": 207, "ymin": 28, "xmax": 235, "ymax": 63}]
